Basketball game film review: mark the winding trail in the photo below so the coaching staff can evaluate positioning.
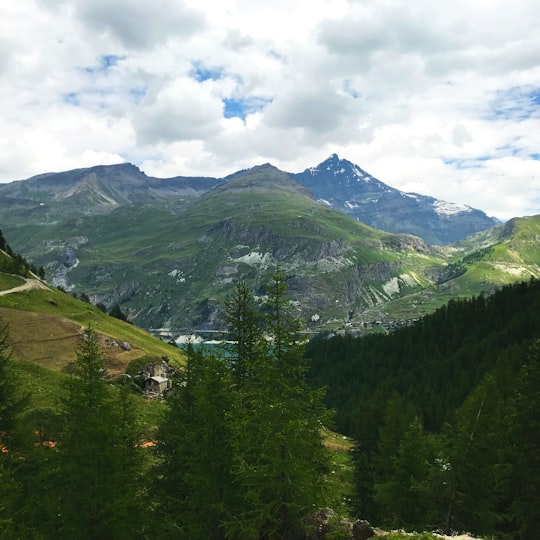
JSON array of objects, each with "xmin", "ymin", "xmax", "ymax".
[{"xmin": 0, "ymin": 278, "xmax": 50, "ymax": 296}]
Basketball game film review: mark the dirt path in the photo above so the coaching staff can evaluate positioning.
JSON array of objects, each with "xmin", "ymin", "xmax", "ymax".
[{"xmin": 0, "ymin": 278, "xmax": 50, "ymax": 296}]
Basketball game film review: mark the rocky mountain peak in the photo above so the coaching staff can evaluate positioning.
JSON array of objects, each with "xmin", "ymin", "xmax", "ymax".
[
  {"xmin": 292, "ymin": 155, "xmax": 499, "ymax": 245},
  {"xmin": 300, "ymin": 154, "xmax": 381, "ymax": 190}
]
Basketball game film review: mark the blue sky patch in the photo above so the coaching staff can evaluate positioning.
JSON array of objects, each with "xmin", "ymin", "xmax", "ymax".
[
  {"xmin": 343, "ymin": 80, "xmax": 361, "ymax": 99},
  {"xmin": 62, "ymin": 92, "xmax": 80, "ymax": 106},
  {"xmin": 489, "ymin": 86, "xmax": 540, "ymax": 121},
  {"xmin": 190, "ymin": 61, "xmax": 224, "ymax": 82},
  {"xmin": 83, "ymin": 54, "xmax": 124, "ymax": 74},
  {"xmin": 530, "ymin": 89, "xmax": 540, "ymax": 105},
  {"xmin": 129, "ymin": 87, "xmax": 147, "ymax": 104},
  {"xmin": 493, "ymin": 142, "xmax": 527, "ymax": 159},
  {"xmin": 223, "ymin": 97, "xmax": 272, "ymax": 120},
  {"xmin": 443, "ymin": 156, "xmax": 491, "ymax": 169}
]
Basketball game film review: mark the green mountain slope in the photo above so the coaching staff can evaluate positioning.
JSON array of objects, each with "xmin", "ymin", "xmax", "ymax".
[
  {"xmin": 0, "ymin": 245, "xmax": 182, "ymax": 375},
  {"xmin": 2, "ymin": 165, "xmax": 446, "ymax": 331},
  {"xmin": 356, "ymin": 214, "xmax": 540, "ymax": 324},
  {"xmin": 2, "ymin": 162, "xmax": 539, "ymax": 333}
]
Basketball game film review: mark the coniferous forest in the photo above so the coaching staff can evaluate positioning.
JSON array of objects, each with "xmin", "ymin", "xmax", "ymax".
[
  {"xmin": 307, "ymin": 278, "xmax": 540, "ymax": 539},
  {"xmin": 0, "ymin": 272, "xmax": 331, "ymax": 540},
  {"xmin": 2, "ymin": 230, "xmax": 540, "ymax": 539}
]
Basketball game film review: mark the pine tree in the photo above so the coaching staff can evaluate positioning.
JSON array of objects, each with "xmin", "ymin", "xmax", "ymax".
[
  {"xmin": 224, "ymin": 280, "xmax": 266, "ymax": 389},
  {"xmin": 227, "ymin": 269, "xmax": 331, "ymax": 539},
  {"xmin": 0, "ymin": 229, "xmax": 7, "ymax": 252},
  {"xmin": 109, "ymin": 304, "xmax": 127, "ymax": 322},
  {"xmin": 374, "ymin": 417, "xmax": 435, "ymax": 530},
  {"xmin": 0, "ymin": 322, "xmax": 27, "ymax": 447},
  {"xmin": 154, "ymin": 344, "xmax": 235, "ymax": 539},
  {"xmin": 375, "ymin": 392, "xmax": 417, "ymax": 478},
  {"xmin": 350, "ymin": 442, "xmax": 377, "ymax": 522},
  {"xmin": 436, "ymin": 375, "xmax": 502, "ymax": 535},
  {"xmin": 11, "ymin": 407, "xmax": 64, "ymax": 539},
  {"xmin": 506, "ymin": 340, "xmax": 540, "ymax": 539},
  {"xmin": 56, "ymin": 328, "xmax": 143, "ymax": 539}
]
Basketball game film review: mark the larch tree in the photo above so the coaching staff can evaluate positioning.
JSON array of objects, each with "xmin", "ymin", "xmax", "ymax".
[
  {"xmin": 153, "ymin": 343, "xmax": 236, "ymax": 539},
  {"xmin": 506, "ymin": 340, "xmax": 540, "ymax": 539},
  {"xmin": 227, "ymin": 269, "xmax": 331, "ymax": 539},
  {"xmin": 223, "ymin": 280, "xmax": 266, "ymax": 389},
  {"xmin": 56, "ymin": 327, "xmax": 143, "ymax": 540}
]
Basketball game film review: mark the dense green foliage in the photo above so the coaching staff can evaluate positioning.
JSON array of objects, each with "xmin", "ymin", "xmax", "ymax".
[
  {"xmin": 0, "ymin": 321, "xmax": 29, "ymax": 536},
  {"xmin": 0, "ymin": 274, "xmax": 332, "ymax": 539},
  {"xmin": 7, "ymin": 329, "xmax": 145, "ymax": 539},
  {"xmin": 156, "ymin": 274, "xmax": 331, "ymax": 539},
  {"xmin": 226, "ymin": 273, "xmax": 330, "ymax": 538},
  {"xmin": 55, "ymin": 329, "xmax": 144, "ymax": 539},
  {"xmin": 309, "ymin": 278, "xmax": 540, "ymax": 436},
  {"xmin": 154, "ymin": 344, "xmax": 236, "ymax": 538},
  {"xmin": 308, "ymin": 278, "xmax": 540, "ymax": 538}
]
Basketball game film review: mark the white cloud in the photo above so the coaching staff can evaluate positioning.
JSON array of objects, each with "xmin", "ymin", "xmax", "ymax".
[
  {"xmin": 74, "ymin": 0, "xmax": 206, "ymax": 49},
  {"xmin": 133, "ymin": 78, "xmax": 224, "ymax": 144},
  {"xmin": 0, "ymin": 0, "xmax": 539, "ymax": 220}
]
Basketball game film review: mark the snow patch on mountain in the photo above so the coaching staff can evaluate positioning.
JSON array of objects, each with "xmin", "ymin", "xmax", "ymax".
[
  {"xmin": 433, "ymin": 200, "xmax": 472, "ymax": 216},
  {"xmin": 352, "ymin": 166, "xmax": 366, "ymax": 178}
]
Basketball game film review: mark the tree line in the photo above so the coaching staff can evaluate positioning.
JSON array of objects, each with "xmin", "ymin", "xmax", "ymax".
[
  {"xmin": 0, "ymin": 271, "xmax": 331, "ymax": 539},
  {"xmin": 0, "ymin": 229, "xmax": 44, "ymax": 279},
  {"xmin": 307, "ymin": 278, "xmax": 540, "ymax": 539}
]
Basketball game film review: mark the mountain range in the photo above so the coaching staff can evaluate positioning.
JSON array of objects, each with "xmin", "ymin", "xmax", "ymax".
[
  {"xmin": 2, "ymin": 154, "xmax": 498, "ymax": 245},
  {"xmin": 0, "ymin": 155, "xmax": 537, "ymax": 333}
]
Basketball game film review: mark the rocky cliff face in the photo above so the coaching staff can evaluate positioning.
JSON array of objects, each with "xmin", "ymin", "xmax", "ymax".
[{"xmin": 292, "ymin": 154, "xmax": 500, "ymax": 245}]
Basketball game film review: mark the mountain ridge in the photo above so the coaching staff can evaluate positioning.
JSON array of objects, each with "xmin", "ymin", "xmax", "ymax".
[{"xmin": 0, "ymin": 155, "xmax": 500, "ymax": 245}]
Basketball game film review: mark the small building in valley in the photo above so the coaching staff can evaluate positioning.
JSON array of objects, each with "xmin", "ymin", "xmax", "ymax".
[
  {"xmin": 144, "ymin": 375, "xmax": 170, "ymax": 396},
  {"xmin": 138, "ymin": 357, "xmax": 175, "ymax": 397}
]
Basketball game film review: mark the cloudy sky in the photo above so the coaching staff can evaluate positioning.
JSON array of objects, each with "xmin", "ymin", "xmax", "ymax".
[{"xmin": 1, "ymin": 0, "xmax": 540, "ymax": 220}]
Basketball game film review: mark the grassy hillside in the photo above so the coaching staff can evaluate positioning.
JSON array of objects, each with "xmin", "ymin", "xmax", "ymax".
[
  {"xmin": 357, "ymin": 214, "xmax": 540, "ymax": 325},
  {"xmin": 0, "ymin": 275, "xmax": 183, "ymax": 374},
  {"xmin": 0, "ymin": 267, "xmax": 180, "ymax": 439},
  {"xmin": 0, "ymin": 272, "xmax": 25, "ymax": 291}
]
